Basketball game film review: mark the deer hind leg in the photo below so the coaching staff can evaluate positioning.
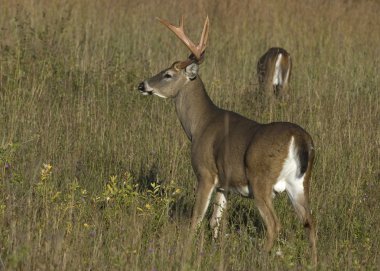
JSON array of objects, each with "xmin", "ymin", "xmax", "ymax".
[
  {"xmin": 191, "ymin": 173, "xmax": 216, "ymax": 231},
  {"xmin": 286, "ymin": 175, "xmax": 317, "ymax": 265},
  {"xmin": 253, "ymin": 185, "xmax": 281, "ymax": 252},
  {"xmin": 210, "ymin": 190, "xmax": 227, "ymax": 239}
]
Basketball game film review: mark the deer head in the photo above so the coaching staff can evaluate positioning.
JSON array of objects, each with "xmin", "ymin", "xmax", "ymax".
[{"xmin": 138, "ymin": 16, "xmax": 209, "ymax": 98}]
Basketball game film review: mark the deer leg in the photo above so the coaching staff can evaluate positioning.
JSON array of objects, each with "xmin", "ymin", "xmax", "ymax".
[
  {"xmin": 279, "ymin": 83, "xmax": 289, "ymax": 99},
  {"xmin": 268, "ymin": 199, "xmax": 281, "ymax": 238},
  {"xmin": 210, "ymin": 190, "xmax": 227, "ymax": 239},
  {"xmin": 253, "ymin": 178, "xmax": 280, "ymax": 252},
  {"xmin": 191, "ymin": 175, "xmax": 216, "ymax": 231},
  {"xmin": 254, "ymin": 193, "xmax": 279, "ymax": 252},
  {"xmin": 247, "ymin": 169, "xmax": 280, "ymax": 252},
  {"xmin": 286, "ymin": 182, "xmax": 317, "ymax": 265},
  {"xmin": 265, "ymin": 79, "xmax": 274, "ymax": 98}
]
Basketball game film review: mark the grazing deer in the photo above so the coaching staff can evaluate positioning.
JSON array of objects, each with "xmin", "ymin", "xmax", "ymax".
[
  {"xmin": 138, "ymin": 16, "xmax": 317, "ymax": 264},
  {"xmin": 257, "ymin": 47, "xmax": 292, "ymax": 98}
]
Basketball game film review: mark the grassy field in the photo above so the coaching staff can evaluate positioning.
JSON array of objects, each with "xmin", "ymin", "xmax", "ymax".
[{"xmin": 1, "ymin": 0, "xmax": 379, "ymax": 270}]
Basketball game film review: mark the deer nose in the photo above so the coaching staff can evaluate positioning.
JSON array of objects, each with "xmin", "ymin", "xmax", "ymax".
[{"xmin": 138, "ymin": 82, "xmax": 145, "ymax": 91}]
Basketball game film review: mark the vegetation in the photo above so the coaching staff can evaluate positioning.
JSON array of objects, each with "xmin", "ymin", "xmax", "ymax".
[{"xmin": 1, "ymin": 0, "xmax": 379, "ymax": 270}]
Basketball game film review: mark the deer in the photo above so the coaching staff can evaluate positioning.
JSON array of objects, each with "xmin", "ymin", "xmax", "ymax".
[
  {"xmin": 257, "ymin": 47, "xmax": 292, "ymax": 98},
  {"xmin": 137, "ymin": 16, "xmax": 317, "ymax": 265}
]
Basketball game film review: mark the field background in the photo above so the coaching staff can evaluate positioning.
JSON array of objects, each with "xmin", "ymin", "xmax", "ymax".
[{"xmin": 1, "ymin": 0, "xmax": 379, "ymax": 270}]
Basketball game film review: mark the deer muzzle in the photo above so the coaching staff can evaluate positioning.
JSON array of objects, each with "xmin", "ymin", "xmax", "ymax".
[{"xmin": 138, "ymin": 81, "xmax": 152, "ymax": 95}]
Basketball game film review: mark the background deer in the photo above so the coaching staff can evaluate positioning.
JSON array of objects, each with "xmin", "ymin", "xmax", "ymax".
[
  {"xmin": 257, "ymin": 47, "xmax": 292, "ymax": 98},
  {"xmin": 138, "ymin": 16, "xmax": 317, "ymax": 265}
]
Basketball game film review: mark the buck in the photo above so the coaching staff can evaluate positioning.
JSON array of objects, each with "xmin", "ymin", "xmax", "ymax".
[
  {"xmin": 138, "ymin": 16, "xmax": 317, "ymax": 264},
  {"xmin": 257, "ymin": 47, "xmax": 292, "ymax": 98}
]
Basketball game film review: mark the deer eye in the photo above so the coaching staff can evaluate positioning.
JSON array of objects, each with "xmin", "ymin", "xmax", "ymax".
[{"xmin": 164, "ymin": 73, "xmax": 172, "ymax": 79}]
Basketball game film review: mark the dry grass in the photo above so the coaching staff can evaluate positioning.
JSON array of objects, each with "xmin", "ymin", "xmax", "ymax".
[{"xmin": 1, "ymin": 0, "xmax": 379, "ymax": 270}]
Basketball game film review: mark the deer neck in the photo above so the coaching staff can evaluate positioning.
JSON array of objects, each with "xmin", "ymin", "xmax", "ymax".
[{"xmin": 174, "ymin": 76, "xmax": 218, "ymax": 141}]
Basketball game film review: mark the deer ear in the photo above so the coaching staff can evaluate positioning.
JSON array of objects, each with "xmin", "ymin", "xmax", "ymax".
[{"xmin": 184, "ymin": 63, "xmax": 199, "ymax": 80}]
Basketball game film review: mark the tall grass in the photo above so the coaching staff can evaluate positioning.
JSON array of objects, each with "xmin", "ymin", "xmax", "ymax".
[{"xmin": 1, "ymin": 0, "xmax": 379, "ymax": 270}]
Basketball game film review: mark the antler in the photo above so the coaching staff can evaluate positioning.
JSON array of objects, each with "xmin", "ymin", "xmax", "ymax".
[{"xmin": 157, "ymin": 16, "xmax": 209, "ymax": 66}]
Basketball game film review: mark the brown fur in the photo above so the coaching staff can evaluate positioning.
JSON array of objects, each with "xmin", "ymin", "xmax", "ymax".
[
  {"xmin": 139, "ymin": 67, "xmax": 317, "ymax": 265},
  {"xmin": 138, "ymin": 20, "xmax": 316, "ymax": 265},
  {"xmin": 257, "ymin": 47, "xmax": 292, "ymax": 98}
]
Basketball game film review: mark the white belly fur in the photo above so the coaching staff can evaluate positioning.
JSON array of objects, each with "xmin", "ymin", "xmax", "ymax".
[{"xmin": 230, "ymin": 185, "xmax": 250, "ymax": 197}]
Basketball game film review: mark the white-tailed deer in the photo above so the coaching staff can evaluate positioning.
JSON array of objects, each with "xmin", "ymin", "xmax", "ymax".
[
  {"xmin": 138, "ymin": 16, "xmax": 317, "ymax": 264},
  {"xmin": 257, "ymin": 47, "xmax": 292, "ymax": 98}
]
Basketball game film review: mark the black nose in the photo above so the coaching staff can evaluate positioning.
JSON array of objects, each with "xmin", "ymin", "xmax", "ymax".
[{"xmin": 138, "ymin": 82, "xmax": 145, "ymax": 91}]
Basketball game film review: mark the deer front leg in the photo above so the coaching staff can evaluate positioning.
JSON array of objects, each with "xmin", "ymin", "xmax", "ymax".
[
  {"xmin": 210, "ymin": 190, "xmax": 227, "ymax": 239},
  {"xmin": 191, "ymin": 174, "xmax": 216, "ymax": 231}
]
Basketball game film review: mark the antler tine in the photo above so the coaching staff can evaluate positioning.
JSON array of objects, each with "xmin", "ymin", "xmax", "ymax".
[
  {"xmin": 194, "ymin": 16, "xmax": 209, "ymax": 64},
  {"xmin": 198, "ymin": 16, "xmax": 209, "ymax": 56},
  {"xmin": 156, "ymin": 16, "xmax": 209, "ymax": 61}
]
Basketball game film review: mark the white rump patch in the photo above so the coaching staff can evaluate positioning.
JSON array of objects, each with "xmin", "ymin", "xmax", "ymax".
[
  {"xmin": 273, "ymin": 137, "xmax": 305, "ymax": 203},
  {"xmin": 273, "ymin": 54, "xmax": 283, "ymax": 86}
]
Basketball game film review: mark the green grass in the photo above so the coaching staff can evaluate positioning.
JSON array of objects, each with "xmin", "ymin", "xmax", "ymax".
[{"xmin": 1, "ymin": 0, "xmax": 379, "ymax": 270}]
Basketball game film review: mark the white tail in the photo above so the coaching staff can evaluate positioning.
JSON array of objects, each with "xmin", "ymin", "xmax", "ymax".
[{"xmin": 138, "ymin": 17, "xmax": 317, "ymax": 265}]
